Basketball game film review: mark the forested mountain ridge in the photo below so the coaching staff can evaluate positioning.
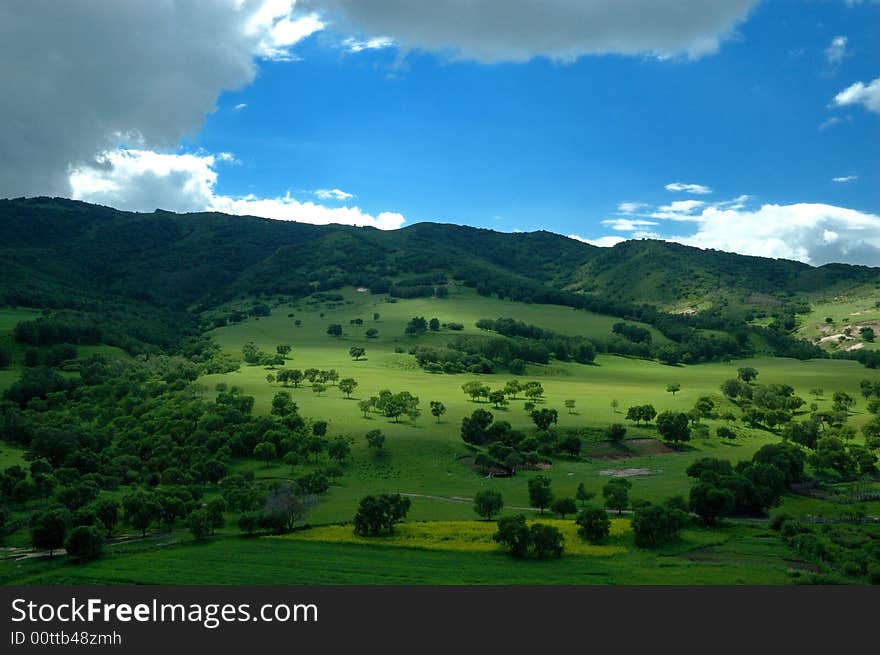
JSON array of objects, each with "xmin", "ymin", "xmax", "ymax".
[{"xmin": 1, "ymin": 196, "xmax": 878, "ymax": 356}]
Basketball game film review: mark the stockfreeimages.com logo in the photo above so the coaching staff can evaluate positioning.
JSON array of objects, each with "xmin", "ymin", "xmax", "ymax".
[{"xmin": 11, "ymin": 597, "xmax": 318, "ymax": 630}]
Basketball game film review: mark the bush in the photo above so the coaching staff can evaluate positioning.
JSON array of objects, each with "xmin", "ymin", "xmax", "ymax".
[
  {"xmin": 575, "ymin": 507, "xmax": 611, "ymax": 544},
  {"xmin": 64, "ymin": 525, "xmax": 104, "ymax": 562}
]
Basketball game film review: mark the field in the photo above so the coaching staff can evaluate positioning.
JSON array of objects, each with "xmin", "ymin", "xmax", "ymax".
[
  {"xmin": 2, "ymin": 287, "xmax": 879, "ymax": 584},
  {"xmin": 796, "ymin": 288, "xmax": 880, "ymax": 353}
]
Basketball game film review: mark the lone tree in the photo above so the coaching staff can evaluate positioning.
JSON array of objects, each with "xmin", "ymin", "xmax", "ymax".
[
  {"xmin": 656, "ymin": 411, "xmax": 691, "ymax": 444},
  {"xmin": 276, "ymin": 344, "xmax": 292, "ymax": 358},
  {"xmin": 575, "ymin": 507, "xmax": 611, "ymax": 544},
  {"xmin": 430, "ymin": 400, "xmax": 446, "ymax": 423},
  {"xmin": 576, "ymin": 483, "xmax": 595, "ymax": 507},
  {"xmin": 31, "ymin": 507, "xmax": 71, "ymax": 557},
  {"xmin": 365, "ymin": 429, "xmax": 386, "ymax": 450},
  {"xmin": 603, "ymin": 478, "xmax": 631, "ymax": 514},
  {"xmin": 474, "ymin": 490, "xmax": 504, "ymax": 520},
  {"xmin": 353, "ymin": 494, "xmax": 411, "ymax": 536},
  {"xmin": 366, "ymin": 328, "xmax": 378, "ymax": 338},
  {"xmin": 349, "ymin": 346, "xmax": 366, "ymax": 361},
  {"xmin": 737, "ymin": 366, "xmax": 759, "ymax": 383},
  {"xmin": 358, "ymin": 399, "xmax": 373, "ymax": 418},
  {"xmin": 564, "ymin": 399, "xmax": 576, "ymax": 414},
  {"xmin": 338, "ymin": 377, "xmax": 358, "ymax": 398},
  {"xmin": 551, "ymin": 497, "xmax": 577, "ymax": 520},
  {"xmin": 666, "ymin": 383, "xmax": 681, "ymax": 396},
  {"xmin": 528, "ymin": 475, "xmax": 554, "ymax": 514},
  {"xmin": 493, "ymin": 514, "xmax": 532, "ymax": 558},
  {"xmin": 327, "ymin": 324, "xmax": 343, "ymax": 337},
  {"xmin": 530, "ymin": 408, "xmax": 558, "ymax": 431}
]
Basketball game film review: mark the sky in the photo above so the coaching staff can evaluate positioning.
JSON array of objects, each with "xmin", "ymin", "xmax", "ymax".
[{"xmin": 1, "ymin": 0, "xmax": 878, "ymax": 266}]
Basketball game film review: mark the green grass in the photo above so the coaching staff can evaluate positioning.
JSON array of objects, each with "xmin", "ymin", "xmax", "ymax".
[
  {"xmin": 2, "ymin": 521, "xmax": 810, "ymax": 585},
  {"xmin": 199, "ymin": 286, "xmax": 880, "ymax": 524}
]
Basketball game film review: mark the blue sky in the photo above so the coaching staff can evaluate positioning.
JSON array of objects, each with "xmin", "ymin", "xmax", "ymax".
[
  {"xmin": 200, "ymin": 0, "xmax": 878, "ymax": 235},
  {"xmin": 2, "ymin": 1, "xmax": 878, "ymax": 264}
]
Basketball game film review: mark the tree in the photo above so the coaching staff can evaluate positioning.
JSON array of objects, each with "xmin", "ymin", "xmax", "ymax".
[
  {"xmin": 530, "ymin": 523, "xmax": 564, "ymax": 558},
  {"xmin": 603, "ymin": 478, "xmax": 631, "ymax": 514},
  {"xmin": 328, "ymin": 436, "xmax": 351, "ymax": 463},
  {"xmin": 358, "ymin": 399, "xmax": 373, "ymax": 418},
  {"xmin": 607, "ymin": 423, "xmax": 627, "ymax": 442},
  {"xmin": 276, "ymin": 344, "xmax": 292, "ymax": 358},
  {"xmin": 65, "ymin": 525, "xmax": 104, "ymax": 562},
  {"xmin": 312, "ymin": 420, "xmax": 328, "ymax": 437},
  {"xmin": 405, "ymin": 317, "xmax": 428, "ymax": 335},
  {"xmin": 205, "ymin": 497, "xmax": 226, "ymax": 535},
  {"xmin": 810, "ymin": 387, "xmax": 824, "ymax": 399},
  {"xmin": 92, "ymin": 498, "xmax": 119, "ymax": 536},
  {"xmin": 122, "ymin": 491, "xmax": 161, "ymax": 537},
  {"xmin": 31, "ymin": 507, "xmax": 70, "ymax": 557},
  {"xmin": 611, "ymin": 399, "xmax": 620, "ymax": 413},
  {"xmin": 689, "ymin": 482, "xmax": 735, "ymax": 525},
  {"xmin": 429, "ymin": 318, "xmax": 441, "ymax": 331},
  {"xmin": 493, "ymin": 514, "xmax": 531, "ymax": 557},
  {"xmin": 474, "ymin": 490, "xmax": 504, "ymax": 520},
  {"xmin": 353, "ymin": 494, "xmax": 411, "ymax": 536},
  {"xmin": 327, "ymin": 324, "xmax": 343, "ymax": 337},
  {"xmin": 338, "ymin": 377, "xmax": 358, "ymax": 398},
  {"xmin": 349, "ymin": 346, "xmax": 366, "ymax": 361},
  {"xmin": 576, "ymin": 483, "xmax": 595, "ymax": 507},
  {"xmin": 253, "ymin": 442, "xmax": 277, "ymax": 467},
  {"xmin": 523, "ymin": 381, "xmax": 544, "ymax": 401},
  {"xmin": 626, "ymin": 404, "xmax": 656, "ymax": 426},
  {"xmin": 832, "ymin": 391, "xmax": 855, "ymax": 414},
  {"xmin": 716, "ymin": 426, "xmax": 736, "ymax": 441},
  {"xmin": 504, "ymin": 380, "xmax": 522, "ymax": 399},
  {"xmin": 266, "ymin": 373, "xmax": 275, "ymax": 385},
  {"xmin": 312, "ymin": 382, "xmax": 327, "ymax": 396},
  {"xmin": 564, "ymin": 399, "xmax": 576, "ymax": 414},
  {"xmin": 186, "ymin": 509, "xmax": 212, "ymax": 540},
  {"xmin": 737, "ymin": 366, "xmax": 759, "ymax": 383},
  {"xmin": 666, "ymin": 383, "xmax": 681, "ymax": 396},
  {"xmin": 656, "ymin": 411, "xmax": 691, "ymax": 444},
  {"xmin": 270, "ymin": 391, "xmax": 297, "ymax": 416},
  {"xmin": 430, "ymin": 400, "xmax": 446, "ymax": 423},
  {"xmin": 461, "ymin": 409, "xmax": 494, "ymax": 446},
  {"xmin": 264, "ymin": 483, "xmax": 313, "ymax": 533},
  {"xmin": 530, "ymin": 408, "xmax": 558, "ymax": 431},
  {"xmin": 860, "ymin": 326, "xmax": 876, "ymax": 342},
  {"xmin": 373, "ymin": 313, "xmax": 380, "ymax": 321},
  {"xmin": 528, "ymin": 475, "xmax": 553, "ymax": 514},
  {"xmin": 366, "ymin": 328, "xmax": 378, "ymax": 338},
  {"xmin": 631, "ymin": 504, "xmax": 688, "ymax": 548},
  {"xmin": 489, "ymin": 390, "xmax": 508, "ymax": 409},
  {"xmin": 462, "ymin": 380, "xmax": 490, "ymax": 402},
  {"xmin": 551, "ymin": 497, "xmax": 577, "ymax": 519},
  {"xmin": 365, "ymin": 429, "xmax": 386, "ymax": 450},
  {"xmin": 576, "ymin": 507, "xmax": 611, "ymax": 544}
]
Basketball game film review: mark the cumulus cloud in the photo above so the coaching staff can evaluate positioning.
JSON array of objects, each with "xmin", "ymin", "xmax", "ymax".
[
  {"xmin": 833, "ymin": 77, "xmax": 880, "ymax": 113},
  {"xmin": 69, "ymin": 149, "xmax": 405, "ymax": 230},
  {"xmin": 833, "ymin": 175, "xmax": 859, "ymax": 183},
  {"xmin": 665, "ymin": 182, "xmax": 713, "ymax": 194},
  {"xmin": 824, "ymin": 35, "xmax": 848, "ymax": 66},
  {"xmin": 0, "ymin": 1, "xmax": 322, "ymax": 199},
  {"xmin": 314, "ymin": 188, "xmax": 356, "ymax": 200},
  {"xmin": 617, "ymin": 201, "xmax": 650, "ymax": 214},
  {"xmin": 567, "ymin": 234, "xmax": 628, "ymax": 248},
  {"xmin": 303, "ymin": 0, "xmax": 759, "ymax": 63},
  {"xmin": 341, "ymin": 36, "xmax": 395, "ymax": 53},
  {"xmin": 234, "ymin": 103, "xmax": 249, "ymax": 111}
]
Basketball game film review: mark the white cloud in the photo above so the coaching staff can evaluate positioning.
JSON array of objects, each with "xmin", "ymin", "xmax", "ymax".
[
  {"xmin": 601, "ymin": 218, "xmax": 659, "ymax": 231},
  {"xmin": 567, "ymin": 234, "xmax": 628, "ymax": 248},
  {"xmin": 833, "ymin": 77, "xmax": 880, "ymax": 113},
  {"xmin": 670, "ymin": 203, "xmax": 880, "ymax": 265},
  {"xmin": 824, "ymin": 35, "xmax": 847, "ymax": 66},
  {"xmin": 314, "ymin": 188, "xmax": 356, "ymax": 200},
  {"xmin": 617, "ymin": 201, "xmax": 649, "ymax": 214},
  {"xmin": 69, "ymin": 149, "xmax": 405, "ymax": 230},
  {"xmin": 818, "ymin": 115, "xmax": 852, "ymax": 131},
  {"xmin": 832, "ymin": 175, "xmax": 858, "ymax": 183},
  {"xmin": 0, "ymin": 1, "xmax": 321, "ymax": 198},
  {"xmin": 234, "ymin": 103, "xmax": 248, "ymax": 111},
  {"xmin": 651, "ymin": 199, "xmax": 707, "ymax": 220},
  {"xmin": 304, "ymin": 0, "xmax": 759, "ymax": 63},
  {"xmin": 665, "ymin": 182, "xmax": 713, "ymax": 194},
  {"xmin": 341, "ymin": 36, "xmax": 395, "ymax": 53}
]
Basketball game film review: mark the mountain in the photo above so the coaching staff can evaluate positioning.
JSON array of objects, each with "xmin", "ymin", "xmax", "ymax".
[{"xmin": 1, "ymin": 196, "xmax": 877, "ymax": 352}]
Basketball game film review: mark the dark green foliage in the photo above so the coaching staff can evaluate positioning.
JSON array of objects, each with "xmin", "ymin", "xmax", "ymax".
[
  {"xmin": 473, "ymin": 490, "xmax": 504, "ymax": 520},
  {"xmin": 530, "ymin": 408, "xmax": 558, "ymax": 431},
  {"xmin": 31, "ymin": 507, "xmax": 71, "ymax": 556},
  {"xmin": 575, "ymin": 507, "xmax": 611, "ymax": 544},
  {"xmin": 550, "ymin": 497, "xmax": 577, "ymax": 519},
  {"xmin": 625, "ymin": 404, "xmax": 656, "ymax": 426},
  {"xmin": 65, "ymin": 525, "xmax": 104, "ymax": 562},
  {"xmin": 527, "ymin": 475, "xmax": 553, "ymax": 514},
  {"xmin": 689, "ymin": 482, "xmax": 735, "ymax": 525},
  {"xmin": 656, "ymin": 411, "xmax": 691, "ymax": 443},
  {"xmin": 529, "ymin": 523, "xmax": 564, "ymax": 558},
  {"xmin": 631, "ymin": 504, "xmax": 689, "ymax": 548},
  {"xmin": 353, "ymin": 493, "xmax": 411, "ymax": 536},
  {"xmin": 607, "ymin": 423, "xmax": 626, "ymax": 442},
  {"xmin": 603, "ymin": 478, "xmax": 631, "ymax": 514},
  {"xmin": 187, "ymin": 510, "xmax": 212, "ymax": 540}
]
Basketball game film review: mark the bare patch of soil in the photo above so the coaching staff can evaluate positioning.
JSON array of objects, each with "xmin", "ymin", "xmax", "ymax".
[{"xmin": 598, "ymin": 467, "xmax": 654, "ymax": 478}]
